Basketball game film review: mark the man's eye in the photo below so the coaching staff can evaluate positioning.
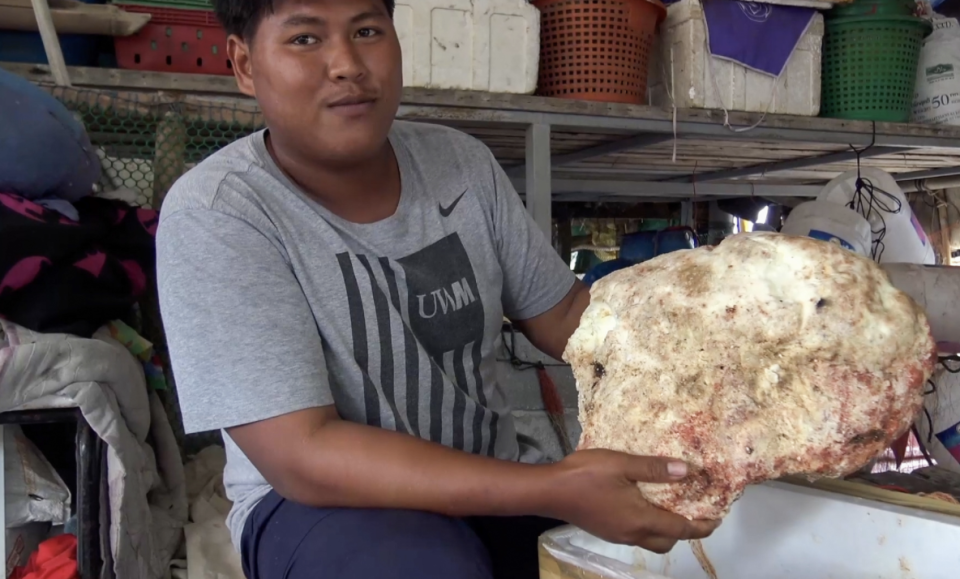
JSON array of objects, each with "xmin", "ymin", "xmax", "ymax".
[
  {"xmin": 356, "ymin": 28, "xmax": 379, "ymax": 38},
  {"xmin": 291, "ymin": 35, "xmax": 318, "ymax": 45}
]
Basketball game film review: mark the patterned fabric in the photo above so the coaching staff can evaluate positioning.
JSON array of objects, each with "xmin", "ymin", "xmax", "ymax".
[{"xmin": 0, "ymin": 192, "xmax": 157, "ymax": 337}]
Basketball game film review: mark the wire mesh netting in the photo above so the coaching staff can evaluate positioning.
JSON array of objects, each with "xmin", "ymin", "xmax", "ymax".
[
  {"xmin": 46, "ymin": 84, "xmax": 264, "ymax": 208},
  {"xmin": 40, "ymin": 84, "xmax": 262, "ymax": 452}
]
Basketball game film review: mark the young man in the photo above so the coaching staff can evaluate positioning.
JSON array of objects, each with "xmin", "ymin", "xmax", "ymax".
[{"xmin": 156, "ymin": 1, "xmax": 718, "ymax": 577}]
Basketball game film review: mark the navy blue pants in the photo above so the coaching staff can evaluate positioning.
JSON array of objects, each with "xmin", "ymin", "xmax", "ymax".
[{"xmin": 241, "ymin": 491, "xmax": 562, "ymax": 579}]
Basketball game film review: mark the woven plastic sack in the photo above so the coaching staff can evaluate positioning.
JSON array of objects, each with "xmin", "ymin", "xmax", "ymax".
[
  {"xmin": 912, "ymin": 15, "xmax": 960, "ymax": 124},
  {"xmin": 3, "ymin": 426, "xmax": 71, "ymax": 528},
  {"xmin": 916, "ymin": 365, "xmax": 960, "ymax": 474}
]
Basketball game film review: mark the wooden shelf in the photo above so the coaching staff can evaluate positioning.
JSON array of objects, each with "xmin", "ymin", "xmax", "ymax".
[{"xmin": 7, "ymin": 62, "xmax": 960, "ymax": 211}]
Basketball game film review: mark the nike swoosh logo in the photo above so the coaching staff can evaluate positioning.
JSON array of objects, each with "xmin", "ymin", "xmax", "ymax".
[{"xmin": 439, "ymin": 189, "xmax": 468, "ymax": 218}]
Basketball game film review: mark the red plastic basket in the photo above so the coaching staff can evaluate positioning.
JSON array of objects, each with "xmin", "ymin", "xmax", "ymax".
[
  {"xmin": 533, "ymin": 0, "xmax": 666, "ymax": 105},
  {"xmin": 114, "ymin": 5, "xmax": 233, "ymax": 75}
]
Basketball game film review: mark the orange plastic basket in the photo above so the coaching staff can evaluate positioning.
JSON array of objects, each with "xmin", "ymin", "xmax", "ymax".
[{"xmin": 533, "ymin": 0, "xmax": 666, "ymax": 104}]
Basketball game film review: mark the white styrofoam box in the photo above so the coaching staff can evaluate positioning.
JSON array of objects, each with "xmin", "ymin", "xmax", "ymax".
[
  {"xmin": 545, "ymin": 480, "xmax": 960, "ymax": 578},
  {"xmin": 393, "ymin": 0, "xmax": 539, "ymax": 94},
  {"xmin": 648, "ymin": 0, "xmax": 824, "ymax": 116}
]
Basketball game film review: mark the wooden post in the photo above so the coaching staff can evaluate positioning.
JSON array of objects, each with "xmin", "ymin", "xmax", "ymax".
[
  {"xmin": 525, "ymin": 123, "xmax": 552, "ymax": 240},
  {"xmin": 151, "ymin": 111, "xmax": 188, "ymax": 210},
  {"xmin": 29, "ymin": 0, "xmax": 70, "ymax": 86},
  {"xmin": 939, "ymin": 202, "xmax": 953, "ymax": 265}
]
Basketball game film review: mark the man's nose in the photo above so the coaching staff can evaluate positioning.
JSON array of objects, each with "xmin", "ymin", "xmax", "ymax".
[{"xmin": 327, "ymin": 37, "xmax": 368, "ymax": 82}]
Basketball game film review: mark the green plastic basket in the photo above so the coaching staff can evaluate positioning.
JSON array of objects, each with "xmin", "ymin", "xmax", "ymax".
[
  {"xmin": 826, "ymin": 0, "xmax": 917, "ymax": 19},
  {"xmin": 821, "ymin": 16, "xmax": 931, "ymax": 122}
]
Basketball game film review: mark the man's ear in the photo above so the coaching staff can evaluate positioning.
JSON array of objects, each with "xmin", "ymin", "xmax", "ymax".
[{"xmin": 227, "ymin": 34, "xmax": 256, "ymax": 98}]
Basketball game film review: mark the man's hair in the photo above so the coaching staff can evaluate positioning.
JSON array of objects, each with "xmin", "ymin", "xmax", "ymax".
[{"xmin": 214, "ymin": 0, "xmax": 395, "ymax": 41}]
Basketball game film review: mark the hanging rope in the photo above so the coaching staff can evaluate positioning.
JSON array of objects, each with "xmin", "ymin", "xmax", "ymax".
[
  {"xmin": 846, "ymin": 134, "xmax": 902, "ymax": 263},
  {"xmin": 940, "ymin": 354, "xmax": 960, "ymax": 373},
  {"xmin": 500, "ymin": 324, "xmax": 574, "ymax": 456}
]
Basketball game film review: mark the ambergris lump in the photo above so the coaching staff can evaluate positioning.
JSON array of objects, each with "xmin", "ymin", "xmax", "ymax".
[{"xmin": 565, "ymin": 232, "xmax": 937, "ymax": 520}]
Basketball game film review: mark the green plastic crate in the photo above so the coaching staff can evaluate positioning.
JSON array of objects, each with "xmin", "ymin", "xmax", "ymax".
[{"xmin": 821, "ymin": 15, "xmax": 931, "ymax": 122}]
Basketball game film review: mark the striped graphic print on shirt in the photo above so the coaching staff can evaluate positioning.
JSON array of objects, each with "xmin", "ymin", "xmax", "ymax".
[{"xmin": 335, "ymin": 232, "xmax": 499, "ymax": 456}]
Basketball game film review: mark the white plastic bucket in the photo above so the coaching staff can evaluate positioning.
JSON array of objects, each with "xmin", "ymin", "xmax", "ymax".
[
  {"xmin": 818, "ymin": 168, "xmax": 935, "ymax": 265},
  {"xmin": 781, "ymin": 200, "xmax": 873, "ymax": 257}
]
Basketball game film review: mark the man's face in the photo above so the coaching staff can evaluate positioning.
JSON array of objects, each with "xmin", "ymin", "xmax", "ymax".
[{"xmin": 229, "ymin": 0, "xmax": 402, "ymax": 165}]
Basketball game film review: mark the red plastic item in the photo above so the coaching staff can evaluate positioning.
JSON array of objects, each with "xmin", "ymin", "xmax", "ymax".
[
  {"xmin": 114, "ymin": 5, "xmax": 233, "ymax": 75},
  {"xmin": 533, "ymin": 0, "xmax": 667, "ymax": 105},
  {"xmin": 10, "ymin": 534, "xmax": 78, "ymax": 579},
  {"xmin": 875, "ymin": 484, "xmax": 913, "ymax": 494}
]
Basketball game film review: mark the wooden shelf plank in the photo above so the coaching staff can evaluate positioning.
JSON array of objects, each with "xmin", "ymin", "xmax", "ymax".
[
  {"xmin": 6, "ymin": 62, "xmax": 960, "ymax": 200},
  {"xmin": 9, "ymin": 62, "xmax": 960, "ymax": 149}
]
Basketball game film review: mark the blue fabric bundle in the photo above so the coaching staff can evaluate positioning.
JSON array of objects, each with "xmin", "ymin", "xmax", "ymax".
[{"xmin": 0, "ymin": 68, "xmax": 100, "ymax": 201}]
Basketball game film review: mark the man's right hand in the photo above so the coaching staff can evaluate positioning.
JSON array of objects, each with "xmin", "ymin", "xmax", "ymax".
[{"xmin": 542, "ymin": 449, "xmax": 720, "ymax": 553}]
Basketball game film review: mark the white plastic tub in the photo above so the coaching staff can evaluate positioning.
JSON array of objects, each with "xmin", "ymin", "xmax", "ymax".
[
  {"xmin": 540, "ymin": 480, "xmax": 960, "ymax": 579},
  {"xmin": 393, "ymin": 0, "xmax": 540, "ymax": 94},
  {"xmin": 781, "ymin": 200, "xmax": 873, "ymax": 257},
  {"xmin": 648, "ymin": 0, "xmax": 824, "ymax": 116}
]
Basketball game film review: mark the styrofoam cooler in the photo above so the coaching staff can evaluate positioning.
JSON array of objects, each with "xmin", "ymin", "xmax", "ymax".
[
  {"xmin": 819, "ymin": 168, "xmax": 936, "ymax": 265},
  {"xmin": 781, "ymin": 200, "xmax": 873, "ymax": 257},
  {"xmin": 393, "ymin": 0, "xmax": 539, "ymax": 93},
  {"xmin": 648, "ymin": 0, "xmax": 823, "ymax": 116},
  {"xmin": 539, "ymin": 481, "xmax": 960, "ymax": 579}
]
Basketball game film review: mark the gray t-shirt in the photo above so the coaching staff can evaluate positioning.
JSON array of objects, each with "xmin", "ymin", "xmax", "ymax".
[{"xmin": 156, "ymin": 121, "xmax": 576, "ymax": 548}]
